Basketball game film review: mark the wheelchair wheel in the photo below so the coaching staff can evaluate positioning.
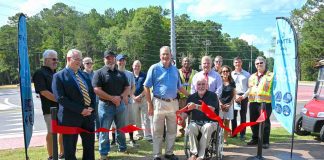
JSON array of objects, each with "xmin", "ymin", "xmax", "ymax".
[
  {"xmin": 207, "ymin": 124, "xmax": 224, "ymax": 160},
  {"xmin": 215, "ymin": 125, "xmax": 224, "ymax": 160}
]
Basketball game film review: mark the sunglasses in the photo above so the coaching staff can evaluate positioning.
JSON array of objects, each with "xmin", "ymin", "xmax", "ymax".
[
  {"xmin": 255, "ymin": 62, "xmax": 264, "ymax": 65},
  {"xmin": 85, "ymin": 62, "xmax": 93, "ymax": 65},
  {"xmin": 215, "ymin": 61, "xmax": 222, "ymax": 63},
  {"xmin": 222, "ymin": 70, "xmax": 230, "ymax": 73}
]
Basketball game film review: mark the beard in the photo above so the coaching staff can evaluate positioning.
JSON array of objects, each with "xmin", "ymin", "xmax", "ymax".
[
  {"xmin": 118, "ymin": 65, "xmax": 125, "ymax": 71},
  {"xmin": 106, "ymin": 64, "xmax": 115, "ymax": 70}
]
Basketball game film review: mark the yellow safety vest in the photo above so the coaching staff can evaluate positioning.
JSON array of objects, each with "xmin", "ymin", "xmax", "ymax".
[
  {"xmin": 248, "ymin": 71, "xmax": 274, "ymax": 103},
  {"xmin": 179, "ymin": 69, "xmax": 197, "ymax": 98}
]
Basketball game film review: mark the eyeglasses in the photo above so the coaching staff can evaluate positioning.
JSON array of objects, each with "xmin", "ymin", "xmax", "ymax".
[
  {"xmin": 47, "ymin": 58, "xmax": 58, "ymax": 61},
  {"xmin": 222, "ymin": 70, "xmax": 230, "ymax": 73},
  {"xmin": 255, "ymin": 62, "xmax": 264, "ymax": 65},
  {"xmin": 215, "ymin": 61, "xmax": 222, "ymax": 63},
  {"xmin": 85, "ymin": 62, "xmax": 93, "ymax": 65},
  {"xmin": 197, "ymin": 83, "xmax": 206, "ymax": 86},
  {"xmin": 68, "ymin": 57, "xmax": 82, "ymax": 61}
]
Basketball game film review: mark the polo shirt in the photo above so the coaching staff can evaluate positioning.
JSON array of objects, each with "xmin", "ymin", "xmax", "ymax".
[
  {"xmin": 186, "ymin": 91, "xmax": 219, "ymax": 125},
  {"xmin": 92, "ymin": 66, "xmax": 129, "ymax": 96},
  {"xmin": 32, "ymin": 66, "xmax": 58, "ymax": 115},
  {"xmin": 134, "ymin": 72, "xmax": 146, "ymax": 96},
  {"xmin": 144, "ymin": 62, "xmax": 182, "ymax": 99}
]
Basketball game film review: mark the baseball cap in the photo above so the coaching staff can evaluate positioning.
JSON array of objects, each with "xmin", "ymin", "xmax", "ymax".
[
  {"xmin": 116, "ymin": 54, "xmax": 127, "ymax": 61},
  {"xmin": 104, "ymin": 50, "xmax": 115, "ymax": 58}
]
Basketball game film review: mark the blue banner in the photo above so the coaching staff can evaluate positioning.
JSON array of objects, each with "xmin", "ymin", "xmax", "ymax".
[
  {"xmin": 272, "ymin": 17, "xmax": 298, "ymax": 133},
  {"xmin": 18, "ymin": 14, "xmax": 34, "ymax": 153}
]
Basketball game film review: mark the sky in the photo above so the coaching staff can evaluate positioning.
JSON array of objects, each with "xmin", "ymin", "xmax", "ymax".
[{"xmin": 0, "ymin": 0, "xmax": 306, "ymax": 57}]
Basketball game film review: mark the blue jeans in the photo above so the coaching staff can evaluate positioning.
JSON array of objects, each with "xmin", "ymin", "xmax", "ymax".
[{"xmin": 98, "ymin": 100, "xmax": 127, "ymax": 156}]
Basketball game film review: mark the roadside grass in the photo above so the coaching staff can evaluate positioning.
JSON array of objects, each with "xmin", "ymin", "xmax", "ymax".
[{"xmin": 0, "ymin": 127, "xmax": 319, "ymax": 160}]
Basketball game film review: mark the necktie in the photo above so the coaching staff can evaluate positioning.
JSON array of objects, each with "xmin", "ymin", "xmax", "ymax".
[
  {"xmin": 75, "ymin": 72, "xmax": 91, "ymax": 106},
  {"xmin": 204, "ymin": 72, "xmax": 209, "ymax": 89}
]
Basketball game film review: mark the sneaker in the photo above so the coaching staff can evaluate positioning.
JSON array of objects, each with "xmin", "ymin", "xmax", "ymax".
[
  {"xmin": 100, "ymin": 155, "xmax": 109, "ymax": 160},
  {"xmin": 110, "ymin": 140, "xmax": 116, "ymax": 146},
  {"xmin": 129, "ymin": 140, "xmax": 138, "ymax": 147},
  {"xmin": 58, "ymin": 154, "xmax": 65, "ymax": 160},
  {"xmin": 164, "ymin": 154, "xmax": 179, "ymax": 160},
  {"xmin": 48, "ymin": 156, "xmax": 53, "ymax": 160},
  {"xmin": 247, "ymin": 140, "xmax": 258, "ymax": 145},
  {"xmin": 262, "ymin": 143, "xmax": 270, "ymax": 149},
  {"xmin": 136, "ymin": 135, "xmax": 144, "ymax": 140}
]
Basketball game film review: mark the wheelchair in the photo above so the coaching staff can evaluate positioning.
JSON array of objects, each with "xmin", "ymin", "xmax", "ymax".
[{"xmin": 184, "ymin": 120, "xmax": 224, "ymax": 160}]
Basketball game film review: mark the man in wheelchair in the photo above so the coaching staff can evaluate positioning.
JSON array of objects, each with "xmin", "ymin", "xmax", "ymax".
[{"xmin": 179, "ymin": 77, "xmax": 220, "ymax": 160}]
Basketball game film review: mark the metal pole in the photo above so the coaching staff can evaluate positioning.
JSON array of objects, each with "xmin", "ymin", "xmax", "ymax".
[
  {"xmin": 256, "ymin": 103, "xmax": 265, "ymax": 158},
  {"xmin": 247, "ymin": 102, "xmax": 265, "ymax": 160},
  {"xmin": 51, "ymin": 107, "xmax": 58, "ymax": 160},
  {"xmin": 250, "ymin": 42, "xmax": 253, "ymax": 73},
  {"xmin": 170, "ymin": 0, "xmax": 176, "ymax": 65}
]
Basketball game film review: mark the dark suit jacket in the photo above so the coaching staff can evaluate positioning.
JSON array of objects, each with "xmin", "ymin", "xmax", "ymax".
[{"xmin": 52, "ymin": 68, "xmax": 96, "ymax": 127}]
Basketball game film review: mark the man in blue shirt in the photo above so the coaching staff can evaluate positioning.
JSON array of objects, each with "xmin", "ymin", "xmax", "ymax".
[{"xmin": 144, "ymin": 46, "xmax": 189, "ymax": 160}]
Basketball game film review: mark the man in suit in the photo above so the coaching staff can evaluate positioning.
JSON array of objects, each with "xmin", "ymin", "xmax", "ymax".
[{"xmin": 52, "ymin": 49, "xmax": 96, "ymax": 160}]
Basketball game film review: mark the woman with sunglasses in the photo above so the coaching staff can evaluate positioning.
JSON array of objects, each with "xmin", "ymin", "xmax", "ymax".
[{"xmin": 219, "ymin": 65, "xmax": 236, "ymax": 143}]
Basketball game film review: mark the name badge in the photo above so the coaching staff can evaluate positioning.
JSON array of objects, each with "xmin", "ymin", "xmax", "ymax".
[{"xmin": 183, "ymin": 83, "xmax": 189, "ymax": 86}]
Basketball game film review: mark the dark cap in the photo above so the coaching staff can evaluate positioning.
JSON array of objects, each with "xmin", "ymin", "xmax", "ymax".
[
  {"xmin": 104, "ymin": 50, "xmax": 115, "ymax": 58},
  {"xmin": 116, "ymin": 54, "xmax": 127, "ymax": 61}
]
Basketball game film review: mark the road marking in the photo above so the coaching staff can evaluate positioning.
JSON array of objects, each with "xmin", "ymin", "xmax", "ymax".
[
  {"xmin": 0, "ymin": 130, "xmax": 47, "ymax": 139},
  {"xmin": 4, "ymin": 98, "xmax": 20, "ymax": 108}
]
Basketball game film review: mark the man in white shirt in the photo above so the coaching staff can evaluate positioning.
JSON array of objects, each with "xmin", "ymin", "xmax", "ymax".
[{"xmin": 231, "ymin": 57, "xmax": 250, "ymax": 140}]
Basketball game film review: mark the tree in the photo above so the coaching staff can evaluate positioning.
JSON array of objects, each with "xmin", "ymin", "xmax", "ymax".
[{"xmin": 291, "ymin": 0, "xmax": 323, "ymax": 80}]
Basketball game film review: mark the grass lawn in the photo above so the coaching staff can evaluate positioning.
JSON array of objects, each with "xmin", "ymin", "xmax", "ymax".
[{"xmin": 0, "ymin": 127, "xmax": 318, "ymax": 160}]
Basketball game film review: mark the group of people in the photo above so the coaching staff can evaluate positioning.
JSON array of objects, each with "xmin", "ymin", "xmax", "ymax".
[{"xmin": 33, "ymin": 46, "xmax": 274, "ymax": 160}]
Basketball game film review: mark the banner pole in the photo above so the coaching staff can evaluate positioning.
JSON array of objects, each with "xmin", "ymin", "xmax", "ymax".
[
  {"xmin": 51, "ymin": 107, "xmax": 58, "ymax": 160},
  {"xmin": 257, "ymin": 103, "xmax": 265, "ymax": 158}
]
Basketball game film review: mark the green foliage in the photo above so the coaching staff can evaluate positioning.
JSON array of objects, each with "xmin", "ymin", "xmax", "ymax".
[
  {"xmin": 0, "ymin": 2, "xmax": 264, "ymax": 84},
  {"xmin": 291, "ymin": 0, "xmax": 323, "ymax": 80}
]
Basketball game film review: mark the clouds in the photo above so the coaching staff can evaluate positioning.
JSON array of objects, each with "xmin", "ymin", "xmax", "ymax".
[
  {"xmin": 239, "ymin": 33, "xmax": 268, "ymax": 45},
  {"xmin": 18, "ymin": 0, "xmax": 56, "ymax": 17},
  {"xmin": 177, "ymin": 0, "xmax": 305, "ymax": 20}
]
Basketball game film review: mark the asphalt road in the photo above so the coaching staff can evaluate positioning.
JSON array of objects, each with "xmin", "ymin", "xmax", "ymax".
[{"xmin": 0, "ymin": 84, "xmax": 315, "ymax": 139}]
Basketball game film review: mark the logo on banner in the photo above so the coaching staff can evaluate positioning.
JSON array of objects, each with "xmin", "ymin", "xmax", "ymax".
[{"xmin": 274, "ymin": 91, "xmax": 292, "ymax": 117}]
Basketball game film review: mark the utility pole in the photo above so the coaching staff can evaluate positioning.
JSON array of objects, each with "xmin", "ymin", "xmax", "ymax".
[
  {"xmin": 170, "ymin": 0, "xmax": 176, "ymax": 65},
  {"xmin": 202, "ymin": 39, "xmax": 211, "ymax": 55},
  {"xmin": 250, "ymin": 41, "xmax": 253, "ymax": 73}
]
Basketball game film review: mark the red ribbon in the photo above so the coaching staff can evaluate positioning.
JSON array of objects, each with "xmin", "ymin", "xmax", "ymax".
[
  {"xmin": 175, "ymin": 100, "xmax": 267, "ymax": 137},
  {"xmin": 51, "ymin": 120, "xmax": 143, "ymax": 134},
  {"xmin": 231, "ymin": 109, "xmax": 266, "ymax": 137},
  {"xmin": 200, "ymin": 101, "xmax": 231, "ymax": 132}
]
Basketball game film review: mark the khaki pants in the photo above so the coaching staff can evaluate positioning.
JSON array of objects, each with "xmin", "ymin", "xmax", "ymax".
[
  {"xmin": 187, "ymin": 122, "xmax": 217, "ymax": 158},
  {"xmin": 152, "ymin": 98, "xmax": 179, "ymax": 157},
  {"xmin": 133, "ymin": 97, "xmax": 152, "ymax": 139}
]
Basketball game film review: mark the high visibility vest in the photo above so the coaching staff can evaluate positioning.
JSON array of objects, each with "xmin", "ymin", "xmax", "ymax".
[
  {"xmin": 179, "ymin": 69, "xmax": 197, "ymax": 98},
  {"xmin": 248, "ymin": 71, "xmax": 274, "ymax": 103}
]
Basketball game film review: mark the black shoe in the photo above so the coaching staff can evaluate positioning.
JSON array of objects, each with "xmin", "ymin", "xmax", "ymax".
[
  {"xmin": 110, "ymin": 140, "xmax": 116, "ymax": 145},
  {"xmin": 262, "ymin": 143, "xmax": 270, "ymax": 149},
  {"xmin": 164, "ymin": 154, "xmax": 179, "ymax": 160},
  {"xmin": 153, "ymin": 157, "xmax": 162, "ymax": 160},
  {"xmin": 247, "ymin": 140, "xmax": 258, "ymax": 145}
]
